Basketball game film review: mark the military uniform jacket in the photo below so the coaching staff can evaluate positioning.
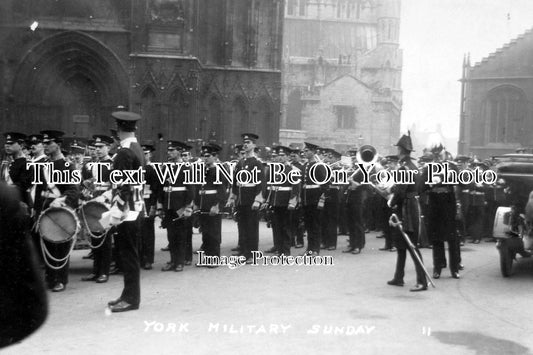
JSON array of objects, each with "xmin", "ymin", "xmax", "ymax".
[
  {"xmin": 345, "ymin": 166, "xmax": 368, "ymax": 205},
  {"xmin": 232, "ymin": 156, "xmax": 264, "ymax": 206},
  {"xmin": 112, "ymin": 139, "xmax": 145, "ymax": 217},
  {"xmin": 301, "ymin": 161, "xmax": 327, "ymax": 206},
  {"xmin": 390, "ymin": 157, "xmax": 419, "ymax": 234},
  {"xmin": 158, "ymin": 163, "xmax": 194, "ymax": 211},
  {"xmin": 6, "ymin": 157, "xmax": 32, "ymax": 204},
  {"xmin": 30, "ymin": 155, "xmax": 48, "ymax": 213},
  {"xmin": 92, "ymin": 157, "xmax": 113, "ymax": 198},
  {"xmin": 143, "ymin": 163, "xmax": 161, "ymax": 209},
  {"xmin": 42, "ymin": 158, "xmax": 79, "ymax": 210},
  {"xmin": 194, "ymin": 165, "xmax": 226, "ymax": 212},
  {"xmin": 266, "ymin": 163, "xmax": 300, "ymax": 207}
]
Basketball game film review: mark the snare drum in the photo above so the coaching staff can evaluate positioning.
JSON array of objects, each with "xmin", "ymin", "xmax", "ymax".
[
  {"xmin": 37, "ymin": 207, "xmax": 80, "ymax": 243},
  {"xmin": 79, "ymin": 201, "xmax": 110, "ymax": 236}
]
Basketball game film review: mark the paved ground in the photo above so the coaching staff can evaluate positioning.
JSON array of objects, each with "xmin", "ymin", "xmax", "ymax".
[{"xmin": 5, "ymin": 219, "xmax": 533, "ymax": 355}]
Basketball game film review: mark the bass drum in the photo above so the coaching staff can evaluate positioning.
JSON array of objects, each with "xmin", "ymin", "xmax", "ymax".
[{"xmin": 38, "ymin": 207, "xmax": 80, "ymax": 243}]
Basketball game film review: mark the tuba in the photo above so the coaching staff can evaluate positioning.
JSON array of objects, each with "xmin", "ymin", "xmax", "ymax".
[{"xmin": 356, "ymin": 145, "xmax": 379, "ymax": 166}]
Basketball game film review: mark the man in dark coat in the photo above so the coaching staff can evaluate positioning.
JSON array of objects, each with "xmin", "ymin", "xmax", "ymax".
[
  {"xmin": 107, "ymin": 111, "xmax": 146, "ymax": 312},
  {"xmin": 387, "ymin": 132, "xmax": 428, "ymax": 291},
  {"xmin": 419, "ymin": 145, "xmax": 461, "ymax": 280},
  {"xmin": 0, "ymin": 182, "xmax": 47, "ymax": 348},
  {"xmin": 2, "ymin": 132, "xmax": 32, "ymax": 207}
]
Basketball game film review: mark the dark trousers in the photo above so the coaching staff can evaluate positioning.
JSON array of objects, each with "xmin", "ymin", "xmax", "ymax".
[
  {"xmin": 290, "ymin": 208, "xmax": 304, "ymax": 246},
  {"xmin": 200, "ymin": 214, "xmax": 221, "ymax": 257},
  {"xmin": 272, "ymin": 207, "xmax": 291, "ymax": 255},
  {"xmin": 140, "ymin": 216, "xmax": 155, "ymax": 265},
  {"xmin": 322, "ymin": 197, "xmax": 339, "ymax": 248},
  {"xmin": 304, "ymin": 205, "xmax": 321, "ymax": 253},
  {"xmin": 167, "ymin": 218, "xmax": 188, "ymax": 266},
  {"xmin": 236, "ymin": 206, "xmax": 259, "ymax": 259},
  {"xmin": 44, "ymin": 241, "xmax": 70, "ymax": 287},
  {"xmin": 432, "ymin": 240, "xmax": 460, "ymax": 273},
  {"xmin": 346, "ymin": 202, "xmax": 365, "ymax": 249},
  {"xmin": 185, "ymin": 219, "xmax": 193, "ymax": 262},
  {"xmin": 467, "ymin": 205, "xmax": 485, "ymax": 241},
  {"xmin": 394, "ymin": 244, "xmax": 427, "ymax": 286},
  {"xmin": 115, "ymin": 220, "xmax": 140, "ymax": 306},
  {"xmin": 92, "ymin": 234, "xmax": 112, "ymax": 276}
]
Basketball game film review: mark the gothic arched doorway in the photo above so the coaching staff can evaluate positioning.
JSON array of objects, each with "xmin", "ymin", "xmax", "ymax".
[{"xmin": 10, "ymin": 31, "xmax": 129, "ymax": 138}]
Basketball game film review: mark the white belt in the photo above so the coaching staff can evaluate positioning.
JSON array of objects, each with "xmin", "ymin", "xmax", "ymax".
[
  {"xmin": 268, "ymin": 186, "xmax": 292, "ymax": 191},
  {"xmin": 164, "ymin": 186, "xmax": 187, "ymax": 192},
  {"xmin": 329, "ymin": 186, "xmax": 340, "ymax": 189},
  {"xmin": 95, "ymin": 186, "xmax": 111, "ymax": 191},
  {"xmin": 304, "ymin": 184, "xmax": 319, "ymax": 189},
  {"xmin": 199, "ymin": 190, "xmax": 217, "ymax": 195},
  {"xmin": 238, "ymin": 183, "xmax": 257, "ymax": 188}
]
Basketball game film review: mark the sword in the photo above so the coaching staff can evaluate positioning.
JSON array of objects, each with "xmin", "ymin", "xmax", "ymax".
[{"xmin": 389, "ymin": 213, "xmax": 436, "ymax": 288}]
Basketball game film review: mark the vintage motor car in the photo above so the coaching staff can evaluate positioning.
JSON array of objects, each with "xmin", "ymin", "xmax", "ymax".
[{"xmin": 492, "ymin": 154, "xmax": 533, "ymax": 277}]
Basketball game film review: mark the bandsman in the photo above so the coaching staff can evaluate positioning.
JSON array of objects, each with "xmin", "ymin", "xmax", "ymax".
[
  {"xmin": 39, "ymin": 130, "xmax": 80, "ymax": 292},
  {"xmin": 106, "ymin": 111, "xmax": 145, "ymax": 312},
  {"xmin": 157, "ymin": 140, "xmax": 194, "ymax": 272},
  {"xmin": 265, "ymin": 145, "xmax": 300, "ymax": 256},
  {"xmin": 226, "ymin": 133, "xmax": 265, "ymax": 262},
  {"xmin": 80, "ymin": 135, "xmax": 114, "ymax": 284},
  {"xmin": 194, "ymin": 143, "xmax": 226, "ymax": 264},
  {"xmin": 140, "ymin": 141, "xmax": 159, "ymax": 270},
  {"xmin": 301, "ymin": 142, "xmax": 327, "ymax": 255}
]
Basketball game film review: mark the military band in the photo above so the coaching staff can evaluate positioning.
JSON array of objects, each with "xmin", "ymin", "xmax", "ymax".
[{"xmin": 5, "ymin": 115, "xmax": 514, "ymax": 313}]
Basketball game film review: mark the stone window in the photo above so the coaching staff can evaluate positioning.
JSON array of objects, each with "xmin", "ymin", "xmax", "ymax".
[
  {"xmin": 484, "ymin": 86, "xmax": 526, "ymax": 144},
  {"xmin": 335, "ymin": 105, "xmax": 356, "ymax": 129}
]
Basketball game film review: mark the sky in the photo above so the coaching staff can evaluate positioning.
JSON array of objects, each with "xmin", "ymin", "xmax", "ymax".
[{"xmin": 400, "ymin": 0, "xmax": 533, "ymax": 146}]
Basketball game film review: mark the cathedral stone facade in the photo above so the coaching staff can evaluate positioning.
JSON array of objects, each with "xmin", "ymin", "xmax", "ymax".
[{"xmin": 0, "ymin": 0, "xmax": 283, "ymax": 160}]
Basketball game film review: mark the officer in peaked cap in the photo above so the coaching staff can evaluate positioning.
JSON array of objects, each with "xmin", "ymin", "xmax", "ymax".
[
  {"xmin": 39, "ymin": 130, "xmax": 80, "ymax": 293},
  {"xmin": 288, "ymin": 146, "xmax": 305, "ymax": 249},
  {"xmin": 2, "ymin": 132, "xmax": 31, "ymax": 205},
  {"xmin": 418, "ymin": 140, "xmax": 461, "ymax": 281},
  {"xmin": 80, "ymin": 134, "xmax": 114, "ymax": 284},
  {"xmin": 301, "ymin": 141, "xmax": 327, "ymax": 255},
  {"xmin": 195, "ymin": 143, "xmax": 226, "ymax": 264},
  {"xmin": 106, "ymin": 110, "xmax": 145, "ymax": 312},
  {"xmin": 265, "ymin": 145, "xmax": 299, "ymax": 256},
  {"xmin": 226, "ymin": 133, "xmax": 265, "ymax": 262},
  {"xmin": 322, "ymin": 148, "xmax": 341, "ymax": 251},
  {"xmin": 157, "ymin": 139, "xmax": 194, "ymax": 272},
  {"xmin": 139, "ymin": 140, "xmax": 159, "ymax": 270}
]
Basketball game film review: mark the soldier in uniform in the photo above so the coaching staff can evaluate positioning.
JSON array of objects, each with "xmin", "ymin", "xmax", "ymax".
[
  {"xmin": 387, "ymin": 133, "xmax": 427, "ymax": 291},
  {"xmin": 344, "ymin": 148, "xmax": 367, "ymax": 254},
  {"xmin": 289, "ymin": 147, "xmax": 305, "ymax": 249},
  {"xmin": 301, "ymin": 142, "xmax": 327, "ymax": 255},
  {"xmin": 28, "ymin": 134, "xmax": 48, "ymax": 262},
  {"xmin": 106, "ymin": 111, "xmax": 145, "ymax": 312},
  {"xmin": 419, "ymin": 145, "xmax": 461, "ymax": 279},
  {"xmin": 378, "ymin": 155, "xmax": 399, "ymax": 251},
  {"xmin": 321, "ymin": 149, "xmax": 341, "ymax": 250},
  {"xmin": 80, "ymin": 135, "xmax": 114, "ymax": 284},
  {"xmin": 265, "ymin": 146, "xmax": 299, "ymax": 256},
  {"xmin": 226, "ymin": 134, "xmax": 265, "ymax": 262},
  {"xmin": 181, "ymin": 146, "xmax": 195, "ymax": 266},
  {"xmin": 39, "ymin": 130, "xmax": 80, "ymax": 292},
  {"xmin": 2, "ymin": 132, "xmax": 32, "ymax": 207},
  {"xmin": 157, "ymin": 140, "xmax": 194, "ymax": 272},
  {"xmin": 140, "ymin": 141, "xmax": 159, "ymax": 270},
  {"xmin": 194, "ymin": 144, "xmax": 226, "ymax": 264}
]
